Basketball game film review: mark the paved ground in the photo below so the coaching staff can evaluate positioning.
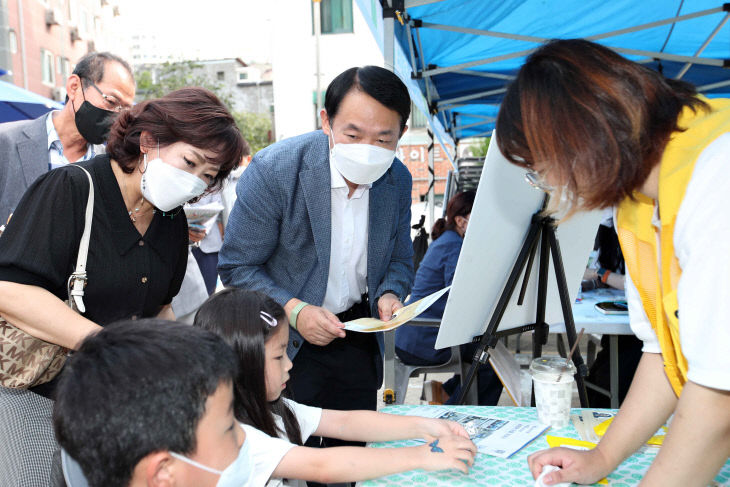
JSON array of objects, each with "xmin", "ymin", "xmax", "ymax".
[{"xmin": 377, "ymin": 331, "xmax": 589, "ymax": 409}]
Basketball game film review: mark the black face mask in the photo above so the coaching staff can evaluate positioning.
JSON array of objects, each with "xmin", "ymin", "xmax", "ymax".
[{"xmin": 72, "ymin": 88, "xmax": 117, "ymax": 145}]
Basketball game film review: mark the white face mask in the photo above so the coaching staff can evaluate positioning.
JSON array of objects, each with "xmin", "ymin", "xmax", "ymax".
[
  {"xmin": 140, "ymin": 153, "xmax": 208, "ymax": 212},
  {"xmin": 169, "ymin": 428, "xmax": 252, "ymax": 487},
  {"xmin": 328, "ymin": 128, "xmax": 396, "ymax": 185}
]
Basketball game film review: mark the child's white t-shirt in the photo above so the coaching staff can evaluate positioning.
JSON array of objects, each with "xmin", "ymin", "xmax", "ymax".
[
  {"xmin": 240, "ymin": 424, "xmax": 296, "ymax": 485},
  {"xmin": 267, "ymin": 398, "xmax": 324, "ymax": 487}
]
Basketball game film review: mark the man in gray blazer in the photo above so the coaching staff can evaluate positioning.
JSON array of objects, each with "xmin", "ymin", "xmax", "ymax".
[
  {"xmin": 219, "ymin": 66, "xmax": 414, "ymax": 446},
  {"xmin": 0, "ymin": 52, "xmax": 135, "ymax": 225}
]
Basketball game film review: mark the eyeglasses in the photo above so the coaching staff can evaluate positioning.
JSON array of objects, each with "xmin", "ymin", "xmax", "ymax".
[
  {"xmin": 525, "ymin": 169, "xmax": 554, "ymax": 193},
  {"xmin": 260, "ymin": 311, "xmax": 278, "ymax": 327},
  {"xmin": 86, "ymin": 81, "xmax": 128, "ymax": 113}
]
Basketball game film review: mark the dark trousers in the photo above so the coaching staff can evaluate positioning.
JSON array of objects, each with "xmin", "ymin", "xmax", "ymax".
[
  {"xmin": 288, "ymin": 298, "xmax": 379, "ymax": 450},
  {"xmin": 191, "ymin": 247, "xmax": 218, "ymax": 296},
  {"xmin": 396, "ymin": 343, "xmax": 504, "ymax": 406}
]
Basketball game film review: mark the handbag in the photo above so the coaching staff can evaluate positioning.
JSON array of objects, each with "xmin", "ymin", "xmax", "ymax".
[{"xmin": 0, "ymin": 165, "xmax": 95, "ymax": 389}]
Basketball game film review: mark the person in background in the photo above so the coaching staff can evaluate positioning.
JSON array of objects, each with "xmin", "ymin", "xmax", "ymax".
[
  {"xmin": 219, "ymin": 66, "xmax": 414, "ymax": 455},
  {"xmin": 54, "ymin": 320, "xmax": 253, "ymax": 487},
  {"xmin": 396, "ymin": 191, "xmax": 503, "ymax": 405},
  {"xmin": 221, "ymin": 139, "xmax": 252, "ymax": 227},
  {"xmin": 496, "ymin": 38, "xmax": 730, "ymax": 486},
  {"xmin": 0, "ymin": 87, "xmax": 244, "ymax": 485},
  {"xmin": 582, "ymin": 213, "xmax": 643, "ymax": 408},
  {"xmin": 0, "ymin": 52, "xmax": 136, "ymax": 226},
  {"xmin": 188, "ymin": 192, "xmax": 226, "ymax": 295},
  {"xmin": 193, "ymin": 289, "xmax": 476, "ymax": 486}
]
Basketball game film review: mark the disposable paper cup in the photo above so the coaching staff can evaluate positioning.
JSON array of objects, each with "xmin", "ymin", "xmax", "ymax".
[{"xmin": 529, "ymin": 357, "xmax": 576, "ymax": 429}]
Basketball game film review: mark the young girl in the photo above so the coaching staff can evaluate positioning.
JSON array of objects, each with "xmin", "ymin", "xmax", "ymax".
[{"xmin": 193, "ymin": 288, "xmax": 477, "ymax": 486}]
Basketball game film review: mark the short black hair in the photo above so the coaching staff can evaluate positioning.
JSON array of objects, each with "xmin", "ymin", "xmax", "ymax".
[
  {"xmin": 324, "ymin": 65, "xmax": 410, "ymax": 131},
  {"xmin": 72, "ymin": 51, "xmax": 134, "ymax": 87},
  {"xmin": 53, "ymin": 320, "xmax": 238, "ymax": 487}
]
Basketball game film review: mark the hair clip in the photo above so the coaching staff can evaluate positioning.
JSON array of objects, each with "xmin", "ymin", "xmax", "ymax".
[
  {"xmin": 260, "ymin": 311, "xmax": 277, "ymax": 327},
  {"xmin": 429, "ymin": 439, "xmax": 444, "ymax": 453}
]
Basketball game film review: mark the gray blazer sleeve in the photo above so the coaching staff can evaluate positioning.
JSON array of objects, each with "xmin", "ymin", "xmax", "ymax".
[{"xmin": 374, "ymin": 162, "xmax": 414, "ymax": 305}]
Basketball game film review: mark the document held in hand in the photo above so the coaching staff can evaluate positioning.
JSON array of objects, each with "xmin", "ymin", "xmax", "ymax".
[{"xmin": 343, "ymin": 286, "xmax": 451, "ymax": 333}]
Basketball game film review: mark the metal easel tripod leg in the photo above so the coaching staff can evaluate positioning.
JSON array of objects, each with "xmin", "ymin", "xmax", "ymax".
[{"xmin": 455, "ymin": 206, "xmax": 588, "ymax": 407}]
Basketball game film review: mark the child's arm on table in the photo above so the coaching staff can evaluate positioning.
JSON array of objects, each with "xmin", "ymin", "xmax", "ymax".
[
  {"xmin": 272, "ymin": 435, "xmax": 477, "ymax": 483},
  {"xmin": 314, "ymin": 409, "xmax": 469, "ymax": 443}
]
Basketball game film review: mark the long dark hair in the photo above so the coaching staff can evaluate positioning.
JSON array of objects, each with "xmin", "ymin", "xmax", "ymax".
[
  {"xmin": 431, "ymin": 191, "xmax": 475, "ymax": 240},
  {"xmin": 193, "ymin": 289, "xmax": 303, "ymax": 445}
]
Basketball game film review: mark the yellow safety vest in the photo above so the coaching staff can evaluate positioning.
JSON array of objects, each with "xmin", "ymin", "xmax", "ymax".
[{"xmin": 616, "ymin": 97, "xmax": 730, "ymax": 397}]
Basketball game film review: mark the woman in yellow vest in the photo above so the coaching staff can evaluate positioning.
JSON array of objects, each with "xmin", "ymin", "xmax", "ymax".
[{"xmin": 496, "ymin": 39, "xmax": 730, "ymax": 486}]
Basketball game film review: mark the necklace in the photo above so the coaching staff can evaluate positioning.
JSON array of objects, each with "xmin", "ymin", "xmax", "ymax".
[
  {"xmin": 121, "ymin": 174, "xmax": 147, "ymax": 223},
  {"xmin": 128, "ymin": 197, "xmax": 146, "ymax": 222}
]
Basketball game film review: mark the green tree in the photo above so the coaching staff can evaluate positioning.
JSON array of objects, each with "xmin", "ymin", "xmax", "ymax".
[
  {"xmin": 232, "ymin": 111, "xmax": 272, "ymax": 155},
  {"xmin": 134, "ymin": 61, "xmax": 273, "ymax": 154},
  {"xmin": 135, "ymin": 61, "xmax": 233, "ymax": 108},
  {"xmin": 469, "ymin": 137, "xmax": 491, "ymax": 158}
]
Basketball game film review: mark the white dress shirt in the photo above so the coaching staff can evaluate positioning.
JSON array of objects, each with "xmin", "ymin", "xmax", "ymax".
[
  {"xmin": 321, "ymin": 160, "xmax": 370, "ymax": 314},
  {"xmin": 46, "ymin": 111, "xmax": 96, "ymax": 170},
  {"xmin": 624, "ymin": 132, "xmax": 730, "ymax": 390}
]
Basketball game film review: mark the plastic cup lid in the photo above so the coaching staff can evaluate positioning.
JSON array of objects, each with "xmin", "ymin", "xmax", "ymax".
[{"xmin": 529, "ymin": 356, "xmax": 576, "ymax": 379}]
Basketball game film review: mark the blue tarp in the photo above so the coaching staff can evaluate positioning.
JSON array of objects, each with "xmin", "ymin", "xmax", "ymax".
[
  {"xmin": 359, "ymin": 0, "xmax": 730, "ymax": 143},
  {"xmin": 0, "ymin": 80, "xmax": 63, "ymax": 123}
]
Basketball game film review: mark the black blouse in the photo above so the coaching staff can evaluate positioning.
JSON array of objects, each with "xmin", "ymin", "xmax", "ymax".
[{"xmin": 0, "ymin": 154, "xmax": 188, "ymax": 325}]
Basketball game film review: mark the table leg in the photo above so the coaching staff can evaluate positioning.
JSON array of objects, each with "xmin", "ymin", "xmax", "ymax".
[{"xmin": 610, "ymin": 334, "xmax": 619, "ymax": 409}]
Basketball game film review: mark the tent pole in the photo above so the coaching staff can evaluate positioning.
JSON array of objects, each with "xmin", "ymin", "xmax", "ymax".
[
  {"xmin": 437, "ymin": 87, "xmax": 507, "ymax": 106},
  {"xmin": 419, "ymin": 7, "xmax": 724, "ymax": 44},
  {"xmin": 698, "ymin": 79, "xmax": 730, "ymax": 92},
  {"xmin": 675, "ymin": 12, "xmax": 730, "ymax": 80},
  {"xmin": 453, "ymin": 119, "xmax": 494, "ymax": 132},
  {"xmin": 427, "ymin": 129, "xmax": 435, "ymax": 230},
  {"xmin": 452, "ymin": 69, "xmax": 516, "ymax": 80},
  {"xmin": 405, "ymin": 20, "xmax": 418, "ymax": 75},
  {"xmin": 414, "ymin": 26, "xmax": 432, "ymax": 105}
]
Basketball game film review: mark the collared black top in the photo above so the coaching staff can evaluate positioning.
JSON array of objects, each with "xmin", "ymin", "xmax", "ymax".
[{"xmin": 0, "ymin": 154, "xmax": 188, "ymax": 325}]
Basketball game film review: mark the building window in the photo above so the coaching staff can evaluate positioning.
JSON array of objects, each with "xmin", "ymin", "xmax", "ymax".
[
  {"xmin": 57, "ymin": 56, "xmax": 70, "ymax": 80},
  {"xmin": 79, "ymin": 7, "xmax": 90, "ymax": 37},
  {"xmin": 8, "ymin": 30, "xmax": 17, "ymax": 54},
  {"xmin": 238, "ymin": 72, "xmax": 248, "ymax": 81},
  {"xmin": 410, "ymin": 102, "xmax": 427, "ymax": 129},
  {"xmin": 68, "ymin": 0, "xmax": 77, "ymax": 25},
  {"xmin": 41, "ymin": 49, "xmax": 55, "ymax": 85},
  {"xmin": 313, "ymin": 0, "xmax": 353, "ymax": 35},
  {"xmin": 217, "ymin": 71, "xmax": 225, "ymax": 81}
]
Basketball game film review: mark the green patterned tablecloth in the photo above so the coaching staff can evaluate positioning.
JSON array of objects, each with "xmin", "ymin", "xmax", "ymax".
[{"xmin": 360, "ymin": 405, "xmax": 730, "ymax": 486}]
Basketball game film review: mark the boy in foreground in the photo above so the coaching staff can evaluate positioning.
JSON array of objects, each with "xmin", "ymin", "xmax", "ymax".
[{"xmin": 53, "ymin": 319, "xmax": 251, "ymax": 487}]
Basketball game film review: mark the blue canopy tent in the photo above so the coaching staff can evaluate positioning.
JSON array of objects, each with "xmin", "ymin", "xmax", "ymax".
[
  {"xmin": 360, "ymin": 0, "xmax": 730, "ymax": 143},
  {"xmin": 0, "ymin": 80, "xmax": 63, "ymax": 123}
]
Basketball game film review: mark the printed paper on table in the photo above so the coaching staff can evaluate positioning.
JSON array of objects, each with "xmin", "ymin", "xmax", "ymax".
[{"xmin": 407, "ymin": 406, "xmax": 549, "ymax": 458}]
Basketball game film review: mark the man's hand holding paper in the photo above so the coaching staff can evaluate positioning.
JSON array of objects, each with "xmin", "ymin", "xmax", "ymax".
[{"xmin": 344, "ymin": 286, "xmax": 451, "ymax": 332}]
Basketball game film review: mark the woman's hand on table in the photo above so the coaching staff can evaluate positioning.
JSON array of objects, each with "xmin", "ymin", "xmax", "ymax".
[
  {"xmin": 420, "ymin": 435, "xmax": 477, "ymax": 474},
  {"xmin": 419, "ymin": 418, "xmax": 471, "ymax": 441},
  {"xmin": 527, "ymin": 447, "xmax": 613, "ymax": 485}
]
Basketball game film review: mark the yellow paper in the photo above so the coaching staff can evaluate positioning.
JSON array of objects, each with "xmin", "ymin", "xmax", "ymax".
[
  {"xmin": 594, "ymin": 418, "xmax": 666, "ymax": 446},
  {"xmin": 343, "ymin": 286, "xmax": 450, "ymax": 333}
]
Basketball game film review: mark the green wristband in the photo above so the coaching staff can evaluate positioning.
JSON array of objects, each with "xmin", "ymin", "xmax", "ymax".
[{"xmin": 289, "ymin": 301, "xmax": 308, "ymax": 330}]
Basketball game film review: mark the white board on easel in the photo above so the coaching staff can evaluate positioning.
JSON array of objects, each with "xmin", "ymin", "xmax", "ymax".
[{"xmin": 435, "ymin": 133, "xmax": 602, "ymax": 350}]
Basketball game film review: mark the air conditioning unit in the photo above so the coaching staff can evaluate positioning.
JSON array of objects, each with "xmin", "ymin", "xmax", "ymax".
[
  {"xmin": 45, "ymin": 8, "xmax": 62, "ymax": 26},
  {"xmin": 51, "ymin": 87, "xmax": 67, "ymax": 102},
  {"xmin": 70, "ymin": 27, "xmax": 81, "ymax": 42}
]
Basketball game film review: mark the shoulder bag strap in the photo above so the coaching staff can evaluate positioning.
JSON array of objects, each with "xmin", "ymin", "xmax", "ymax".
[{"xmin": 66, "ymin": 165, "xmax": 94, "ymax": 313}]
